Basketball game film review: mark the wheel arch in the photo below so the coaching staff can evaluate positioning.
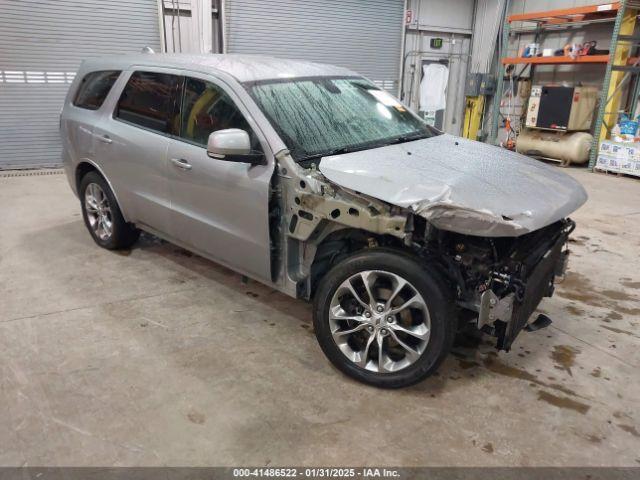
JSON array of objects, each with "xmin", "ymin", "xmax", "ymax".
[
  {"xmin": 75, "ymin": 161, "xmax": 129, "ymax": 222},
  {"xmin": 307, "ymin": 227, "xmax": 410, "ymax": 300}
]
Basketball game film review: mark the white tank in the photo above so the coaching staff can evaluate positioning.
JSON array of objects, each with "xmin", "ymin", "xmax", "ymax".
[{"xmin": 516, "ymin": 129, "xmax": 593, "ymax": 165}]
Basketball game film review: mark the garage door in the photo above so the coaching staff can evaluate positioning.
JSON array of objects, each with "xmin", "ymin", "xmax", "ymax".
[
  {"xmin": 0, "ymin": 0, "xmax": 161, "ymax": 169},
  {"xmin": 225, "ymin": 0, "xmax": 404, "ymax": 93}
]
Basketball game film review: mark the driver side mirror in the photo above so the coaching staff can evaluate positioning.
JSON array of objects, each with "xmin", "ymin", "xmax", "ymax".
[{"xmin": 207, "ymin": 129, "xmax": 265, "ymax": 165}]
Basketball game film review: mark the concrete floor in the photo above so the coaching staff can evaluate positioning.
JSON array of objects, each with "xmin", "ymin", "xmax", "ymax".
[{"xmin": 0, "ymin": 167, "xmax": 639, "ymax": 467}]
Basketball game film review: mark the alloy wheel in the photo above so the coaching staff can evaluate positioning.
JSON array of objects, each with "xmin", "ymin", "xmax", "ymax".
[
  {"xmin": 328, "ymin": 270, "xmax": 431, "ymax": 373},
  {"xmin": 84, "ymin": 183, "xmax": 113, "ymax": 241}
]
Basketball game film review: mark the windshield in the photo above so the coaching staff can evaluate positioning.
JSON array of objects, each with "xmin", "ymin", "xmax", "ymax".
[{"xmin": 247, "ymin": 76, "xmax": 440, "ymax": 163}]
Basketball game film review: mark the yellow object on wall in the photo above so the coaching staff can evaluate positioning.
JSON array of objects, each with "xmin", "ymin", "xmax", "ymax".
[{"xmin": 463, "ymin": 95, "xmax": 484, "ymax": 140}]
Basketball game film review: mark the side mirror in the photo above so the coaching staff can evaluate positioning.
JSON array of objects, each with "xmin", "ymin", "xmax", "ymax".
[{"xmin": 207, "ymin": 129, "xmax": 265, "ymax": 165}]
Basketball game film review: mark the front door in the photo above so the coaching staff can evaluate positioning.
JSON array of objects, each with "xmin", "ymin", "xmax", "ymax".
[{"xmin": 167, "ymin": 75, "xmax": 274, "ymax": 282}]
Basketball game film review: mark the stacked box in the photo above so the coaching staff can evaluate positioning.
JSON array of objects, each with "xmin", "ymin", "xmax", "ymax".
[
  {"xmin": 596, "ymin": 141, "xmax": 640, "ymax": 177},
  {"xmin": 623, "ymin": 143, "xmax": 640, "ymax": 177}
]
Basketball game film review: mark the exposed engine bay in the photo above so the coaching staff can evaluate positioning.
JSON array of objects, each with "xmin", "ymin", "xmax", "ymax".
[
  {"xmin": 419, "ymin": 218, "xmax": 573, "ymax": 350},
  {"xmin": 272, "ymin": 150, "xmax": 576, "ymax": 351}
]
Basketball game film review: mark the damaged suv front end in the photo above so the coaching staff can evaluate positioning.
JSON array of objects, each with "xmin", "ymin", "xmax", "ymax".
[{"xmin": 246, "ymin": 73, "xmax": 587, "ymax": 386}]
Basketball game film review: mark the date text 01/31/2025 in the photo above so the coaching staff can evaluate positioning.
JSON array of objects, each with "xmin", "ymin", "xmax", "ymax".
[{"xmin": 232, "ymin": 468, "xmax": 400, "ymax": 478}]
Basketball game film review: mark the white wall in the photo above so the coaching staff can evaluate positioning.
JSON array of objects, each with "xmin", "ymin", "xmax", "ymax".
[
  {"xmin": 402, "ymin": 0, "xmax": 475, "ymax": 134},
  {"xmin": 162, "ymin": 0, "xmax": 217, "ymax": 53},
  {"xmin": 408, "ymin": 0, "xmax": 475, "ymax": 32}
]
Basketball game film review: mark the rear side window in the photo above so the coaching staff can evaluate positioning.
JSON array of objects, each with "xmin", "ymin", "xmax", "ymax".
[
  {"xmin": 74, "ymin": 70, "xmax": 121, "ymax": 110},
  {"xmin": 115, "ymin": 71, "xmax": 181, "ymax": 134}
]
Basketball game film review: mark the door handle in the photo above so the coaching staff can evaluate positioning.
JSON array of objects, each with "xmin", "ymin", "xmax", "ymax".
[
  {"xmin": 170, "ymin": 158, "xmax": 192, "ymax": 170},
  {"xmin": 95, "ymin": 134, "xmax": 112, "ymax": 144}
]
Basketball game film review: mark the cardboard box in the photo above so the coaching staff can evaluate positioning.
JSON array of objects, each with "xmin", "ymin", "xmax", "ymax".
[
  {"xmin": 595, "ymin": 152, "xmax": 623, "ymax": 173},
  {"xmin": 596, "ymin": 140, "xmax": 640, "ymax": 173},
  {"xmin": 625, "ymin": 159, "xmax": 640, "ymax": 177}
]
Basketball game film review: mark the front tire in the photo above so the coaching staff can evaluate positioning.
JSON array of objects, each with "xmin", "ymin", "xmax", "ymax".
[
  {"xmin": 79, "ymin": 172, "xmax": 139, "ymax": 250},
  {"xmin": 313, "ymin": 249, "xmax": 454, "ymax": 388}
]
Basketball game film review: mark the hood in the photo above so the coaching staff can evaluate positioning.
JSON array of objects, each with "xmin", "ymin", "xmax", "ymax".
[{"xmin": 318, "ymin": 134, "xmax": 588, "ymax": 237}]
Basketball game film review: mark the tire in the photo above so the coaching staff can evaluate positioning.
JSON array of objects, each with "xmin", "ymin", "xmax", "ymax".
[
  {"xmin": 79, "ymin": 171, "xmax": 140, "ymax": 250},
  {"xmin": 313, "ymin": 248, "xmax": 455, "ymax": 388}
]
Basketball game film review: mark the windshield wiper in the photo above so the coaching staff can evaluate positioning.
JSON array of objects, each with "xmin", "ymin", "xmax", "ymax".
[
  {"xmin": 296, "ymin": 133, "xmax": 429, "ymax": 163},
  {"xmin": 297, "ymin": 145, "xmax": 367, "ymax": 163},
  {"xmin": 384, "ymin": 132, "xmax": 430, "ymax": 146}
]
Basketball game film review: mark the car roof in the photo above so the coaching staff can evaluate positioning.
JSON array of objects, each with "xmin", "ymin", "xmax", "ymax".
[{"xmin": 81, "ymin": 53, "xmax": 359, "ymax": 83}]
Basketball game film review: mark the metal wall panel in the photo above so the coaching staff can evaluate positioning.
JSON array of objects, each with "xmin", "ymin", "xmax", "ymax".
[
  {"xmin": 225, "ymin": 0, "xmax": 404, "ymax": 92},
  {"xmin": 0, "ymin": 0, "xmax": 161, "ymax": 169}
]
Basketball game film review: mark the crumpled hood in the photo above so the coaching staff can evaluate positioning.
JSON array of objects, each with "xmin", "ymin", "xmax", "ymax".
[{"xmin": 318, "ymin": 134, "xmax": 588, "ymax": 236}]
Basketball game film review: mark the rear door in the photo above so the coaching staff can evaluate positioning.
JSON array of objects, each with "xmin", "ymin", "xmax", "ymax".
[
  {"xmin": 93, "ymin": 69, "xmax": 181, "ymax": 234},
  {"xmin": 166, "ymin": 74, "xmax": 274, "ymax": 282},
  {"xmin": 60, "ymin": 69, "xmax": 122, "ymax": 172}
]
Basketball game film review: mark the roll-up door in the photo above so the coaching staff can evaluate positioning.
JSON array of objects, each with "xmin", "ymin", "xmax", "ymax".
[
  {"xmin": 0, "ymin": 0, "xmax": 161, "ymax": 169},
  {"xmin": 225, "ymin": 0, "xmax": 404, "ymax": 93}
]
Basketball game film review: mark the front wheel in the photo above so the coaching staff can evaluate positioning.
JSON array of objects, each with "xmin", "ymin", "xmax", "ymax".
[{"xmin": 313, "ymin": 249, "xmax": 454, "ymax": 388}]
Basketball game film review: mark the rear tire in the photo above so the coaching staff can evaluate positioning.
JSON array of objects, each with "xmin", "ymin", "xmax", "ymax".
[
  {"xmin": 313, "ymin": 248, "xmax": 455, "ymax": 388},
  {"xmin": 79, "ymin": 171, "xmax": 139, "ymax": 250}
]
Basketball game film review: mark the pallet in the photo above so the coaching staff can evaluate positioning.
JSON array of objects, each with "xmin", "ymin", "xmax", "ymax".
[{"xmin": 594, "ymin": 166, "xmax": 640, "ymax": 179}]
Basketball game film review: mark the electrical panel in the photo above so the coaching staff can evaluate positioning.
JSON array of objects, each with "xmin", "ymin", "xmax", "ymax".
[
  {"xmin": 526, "ymin": 85, "xmax": 598, "ymax": 131},
  {"xmin": 465, "ymin": 73, "xmax": 496, "ymax": 96}
]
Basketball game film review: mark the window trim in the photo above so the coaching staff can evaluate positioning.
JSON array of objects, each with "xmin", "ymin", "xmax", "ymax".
[
  {"xmin": 109, "ymin": 68, "xmax": 273, "ymax": 162},
  {"xmin": 177, "ymin": 75, "xmax": 261, "ymax": 151},
  {"xmin": 73, "ymin": 70, "xmax": 122, "ymax": 111},
  {"xmin": 112, "ymin": 69, "xmax": 182, "ymax": 136}
]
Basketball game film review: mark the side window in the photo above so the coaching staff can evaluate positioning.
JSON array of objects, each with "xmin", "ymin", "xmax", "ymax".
[
  {"xmin": 180, "ymin": 77, "xmax": 259, "ymax": 149},
  {"xmin": 115, "ymin": 71, "xmax": 180, "ymax": 134},
  {"xmin": 73, "ymin": 70, "xmax": 121, "ymax": 110}
]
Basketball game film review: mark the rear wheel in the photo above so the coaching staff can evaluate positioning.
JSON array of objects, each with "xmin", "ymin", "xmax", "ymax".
[
  {"xmin": 313, "ymin": 249, "xmax": 454, "ymax": 388},
  {"xmin": 80, "ymin": 172, "xmax": 139, "ymax": 250}
]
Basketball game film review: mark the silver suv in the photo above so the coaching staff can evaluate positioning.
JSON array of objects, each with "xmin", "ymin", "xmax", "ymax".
[{"xmin": 60, "ymin": 53, "xmax": 587, "ymax": 388}]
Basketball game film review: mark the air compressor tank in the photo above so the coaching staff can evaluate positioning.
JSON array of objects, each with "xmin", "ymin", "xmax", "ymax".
[{"xmin": 516, "ymin": 129, "xmax": 593, "ymax": 166}]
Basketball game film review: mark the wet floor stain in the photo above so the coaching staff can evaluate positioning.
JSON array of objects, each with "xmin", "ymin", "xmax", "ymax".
[
  {"xmin": 565, "ymin": 304, "xmax": 586, "ymax": 316},
  {"xmin": 587, "ymin": 434, "xmax": 604, "ymax": 443},
  {"xmin": 537, "ymin": 390, "xmax": 590, "ymax": 414},
  {"xmin": 617, "ymin": 424, "xmax": 640, "ymax": 437},
  {"xmin": 300, "ymin": 323, "xmax": 314, "ymax": 334},
  {"xmin": 187, "ymin": 410, "xmax": 206, "ymax": 425},
  {"xmin": 601, "ymin": 325, "xmax": 640, "ymax": 339},
  {"xmin": 550, "ymin": 345, "xmax": 580, "ymax": 376},
  {"xmin": 482, "ymin": 442, "xmax": 494, "ymax": 453},
  {"xmin": 482, "ymin": 353, "xmax": 580, "ymax": 398},
  {"xmin": 621, "ymin": 280, "xmax": 640, "ymax": 289},
  {"xmin": 457, "ymin": 358, "xmax": 480, "ymax": 370},
  {"xmin": 556, "ymin": 272, "xmax": 603, "ymax": 307},
  {"xmin": 569, "ymin": 236, "xmax": 589, "ymax": 246},
  {"xmin": 600, "ymin": 290, "xmax": 634, "ymax": 302},
  {"xmin": 605, "ymin": 311, "xmax": 623, "ymax": 322},
  {"xmin": 557, "ymin": 272, "xmax": 640, "ymax": 316}
]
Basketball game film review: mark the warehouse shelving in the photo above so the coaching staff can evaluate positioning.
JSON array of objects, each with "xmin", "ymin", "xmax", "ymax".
[
  {"xmin": 489, "ymin": 0, "xmax": 640, "ymax": 170},
  {"xmin": 501, "ymin": 55, "xmax": 610, "ymax": 65}
]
